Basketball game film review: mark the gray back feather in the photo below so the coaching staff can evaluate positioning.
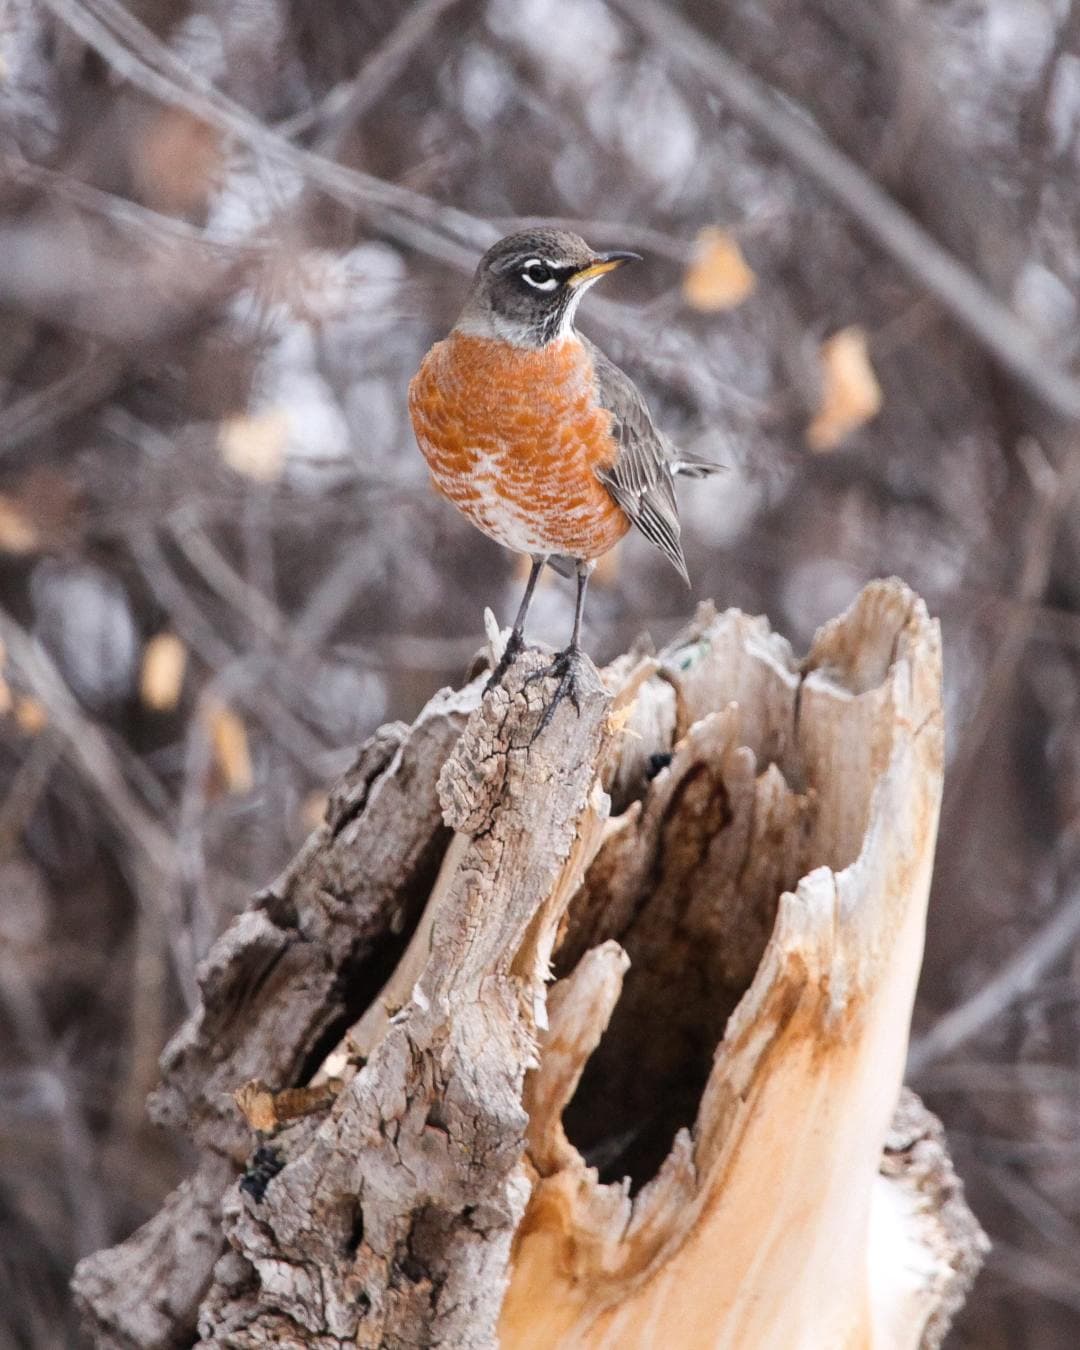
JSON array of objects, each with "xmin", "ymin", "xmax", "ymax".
[{"xmin": 583, "ymin": 337, "xmax": 690, "ymax": 584}]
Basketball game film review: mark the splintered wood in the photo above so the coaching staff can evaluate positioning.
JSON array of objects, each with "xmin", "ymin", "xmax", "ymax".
[
  {"xmin": 502, "ymin": 584, "xmax": 983, "ymax": 1349},
  {"xmin": 73, "ymin": 581, "xmax": 986, "ymax": 1350}
]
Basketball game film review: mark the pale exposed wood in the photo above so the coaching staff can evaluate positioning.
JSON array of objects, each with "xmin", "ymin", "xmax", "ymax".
[
  {"xmin": 73, "ymin": 581, "xmax": 985, "ymax": 1349},
  {"xmin": 499, "ymin": 581, "xmax": 976, "ymax": 1350}
]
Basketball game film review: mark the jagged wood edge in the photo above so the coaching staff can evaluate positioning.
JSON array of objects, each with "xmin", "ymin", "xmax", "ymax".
[
  {"xmin": 74, "ymin": 652, "xmax": 618, "ymax": 1348},
  {"xmin": 73, "ymin": 586, "xmax": 986, "ymax": 1349},
  {"xmin": 73, "ymin": 682, "xmax": 479, "ymax": 1345}
]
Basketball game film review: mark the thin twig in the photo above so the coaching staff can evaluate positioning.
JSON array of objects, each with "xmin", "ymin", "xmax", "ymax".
[
  {"xmin": 290, "ymin": 540, "xmax": 372, "ymax": 651},
  {"xmin": 984, "ymin": 1166, "xmax": 1080, "ymax": 1254},
  {"xmin": 280, "ymin": 0, "xmax": 467, "ymax": 148},
  {"xmin": 38, "ymin": 0, "xmax": 688, "ymax": 393},
  {"xmin": 0, "ymin": 347, "xmax": 125, "ymax": 458},
  {"xmin": 165, "ymin": 511, "xmax": 382, "ymax": 743},
  {"xmin": 0, "ymin": 612, "xmax": 175, "ymax": 877},
  {"xmin": 0, "ymin": 608, "xmax": 195, "ymax": 1004},
  {"xmin": 1, "ymin": 152, "xmax": 245, "ymax": 252},
  {"xmin": 41, "ymin": 0, "xmax": 490, "ymax": 267},
  {"xmin": 908, "ymin": 884, "xmax": 1080, "ymax": 1075},
  {"xmin": 0, "ymin": 966, "xmax": 111, "ymax": 1257},
  {"xmin": 613, "ymin": 0, "xmax": 1080, "ymax": 420},
  {"xmin": 986, "ymin": 1241, "xmax": 1080, "ymax": 1316},
  {"xmin": 914, "ymin": 1060, "xmax": 1080, "ymax": 1098},
  {"xmin": 331, "ymin": 633, "xmax": 485, "ymax": 673},
  {"xmin": 168, "ymin": 508, "xmax": 286, "ymax": 646},
  {"xmin": 942, "ymin": 438, "xmax": 1080, "ymax": 818},
  {"xmin": 24, "ymin": 0, "xmax": 730, "ymax": 430},
  {"xmin": 130, "ymin": 530, "xmax": 332, "ymax": 770},
  {"xmin": 0, "ymin": 730, "xmax": 65, "ymax": 857}
]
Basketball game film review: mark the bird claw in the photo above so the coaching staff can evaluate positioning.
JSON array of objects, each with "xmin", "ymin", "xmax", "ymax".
[
  {"xmin": 525, "ymin": 645, "xmax": 585, "ymax": 741},
  {"xmin": 485, "ymin": 629, "xmax": 525, "ymax": 692}
]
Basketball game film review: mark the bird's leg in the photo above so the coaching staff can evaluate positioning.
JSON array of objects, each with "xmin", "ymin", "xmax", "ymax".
[
  {"xmin": 528, "ymin": 562, "xmax": 592, "ymax": 737},
  {"xmin": 486, "ymin": 556, "xmax": 545, "ymax": 691}
]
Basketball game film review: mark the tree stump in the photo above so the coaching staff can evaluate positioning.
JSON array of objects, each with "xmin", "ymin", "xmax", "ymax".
[{"xmin": 73, "ymin": 579, "xmax": 987, "ymax": 1349}]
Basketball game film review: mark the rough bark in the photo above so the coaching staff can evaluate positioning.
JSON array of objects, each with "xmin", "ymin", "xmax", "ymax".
[{"xmin": 73, "ymin": 580, "xmax": 987, "ymax": 1348}]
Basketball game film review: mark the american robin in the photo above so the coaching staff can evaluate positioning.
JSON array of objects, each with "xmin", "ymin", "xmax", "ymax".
[{"xmin": 409, "ymin": 228, "xmax": 720, "ymax": 723}]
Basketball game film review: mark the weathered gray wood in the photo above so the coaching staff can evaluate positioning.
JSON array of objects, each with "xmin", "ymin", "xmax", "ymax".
[
  {"xmin": 72, "ymin": 1155, "xmax": 235, "ymax": 1350},
  {"xmin": 74, "ymin": 584, "xmax": 986, "ymax": 1350}
]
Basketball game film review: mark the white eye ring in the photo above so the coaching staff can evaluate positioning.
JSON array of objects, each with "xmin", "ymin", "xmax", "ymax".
[{"xmin": 521, "ymin": 259, "xmax": 559, "ymax": 291}]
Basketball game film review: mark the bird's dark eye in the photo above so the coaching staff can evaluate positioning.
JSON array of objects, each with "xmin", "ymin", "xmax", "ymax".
[{"xmin": 520, "ymin": 259, "xmax": 558, "ymax": 291}]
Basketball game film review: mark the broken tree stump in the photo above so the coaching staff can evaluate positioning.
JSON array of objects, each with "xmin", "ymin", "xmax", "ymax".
[{"xmin": 73, "ymin": 579, "xmax": 987, "ymax": 1349}]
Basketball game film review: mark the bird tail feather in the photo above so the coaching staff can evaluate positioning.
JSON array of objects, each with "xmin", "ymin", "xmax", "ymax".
[{"xmin": 670, "ymin": 453, "xmax": 726, "ymax": 478}]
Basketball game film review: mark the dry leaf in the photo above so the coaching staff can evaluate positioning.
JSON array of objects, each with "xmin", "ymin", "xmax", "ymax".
[
  {"xmin": 234, "ymin": 1080, "xmax": 283, "ymax": 1134},
  {"xmin": 235, "ymin": 1078, "xmax": 342, "ymax": 1134},
  {"xmin": 682, "ymin": 228, "xmax": 756, "ymax": 312},
  {"xmin": 14, "ymin": 696, "xmax": 47, "ymax": 735},
  {"xmin": 0, "ymin": 471, "xmax": 80, "ymax": 555},
  {"xmin": 205, "ymin": 700, "xmax": 253, "ymax": 794},
  {"xmin": 807, "ymin": 326, "xmax": 883, "ymax": 451},
  {"xmin": 0, "ymin": 634, "xmax": 10, "ymax": 716},
  {"xmin": 0, "ymin": 495, "xmax": 39, "ymax": 555},
  {"xmin": 218, "ymin": 409, "xmax": 288, "ymax": 483},
  {"xmin": 140, "ymin": 632, "xmax": 188, "ymax": 711},
  {"xmin": 131, "ymin": 108, "xmax": 223, "ymax": 214}
]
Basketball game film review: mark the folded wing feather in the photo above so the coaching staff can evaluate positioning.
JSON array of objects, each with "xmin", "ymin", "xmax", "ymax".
[{"xmin": 584, "ymin": 337, "xmax": 721, "ymax": 584}]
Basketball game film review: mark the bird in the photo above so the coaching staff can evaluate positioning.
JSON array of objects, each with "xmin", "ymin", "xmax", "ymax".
[{"xmin": 408, "ymin": 228, "xmax": 721, "ymax": 727}]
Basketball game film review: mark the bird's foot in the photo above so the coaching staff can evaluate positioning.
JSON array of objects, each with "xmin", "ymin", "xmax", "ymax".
[
  {"xmin": 485, "ymin": 629, "xmax": 525, "ymax": 692},
  {"xmin": 524, "ymin": 644, "xmax": 586, "ymax": 741}
]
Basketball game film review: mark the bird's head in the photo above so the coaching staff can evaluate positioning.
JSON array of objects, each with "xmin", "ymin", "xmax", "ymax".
[{"xmin": 454, "ymin": 229, "xmax": 640, "ymax": 348}]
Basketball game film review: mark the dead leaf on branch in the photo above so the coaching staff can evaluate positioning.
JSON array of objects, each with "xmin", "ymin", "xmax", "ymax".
[
  {"xmin": 682, "ymin": 228, "xmax": 757, "ymax": 312},
  {"xmin": 140, "ymin": 632, "xmax": 188, "ymax": 712},
  {"xmin": 807, "ymin": 326, "xmax": 883, "ymax": 451},
  {"xmin": 203, "ymin": 699, "xmax": 253, "ymax": 794},
  {"xmin": 218, "ymin": 409, "xmax": 289, "ymax": 483},
  {"xmin": 0, "ymin": 495, "xmax": 39, "ymax": 555},
  {"xmin": 234, "ymin": 1078, "xmax": 343, "ymax": 1135},
  {"xmin": 130, "ymin": 108, "xmax": 224, "ymax": 216},
  {"xmin": 14, "ymin": 695, "xmax": 47, "ymax": 735}
]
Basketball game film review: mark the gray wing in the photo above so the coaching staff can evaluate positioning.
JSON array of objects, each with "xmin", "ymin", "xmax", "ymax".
[{"xmin": 584, "ymin": 336, "xmax": 691, "ymax": 583}]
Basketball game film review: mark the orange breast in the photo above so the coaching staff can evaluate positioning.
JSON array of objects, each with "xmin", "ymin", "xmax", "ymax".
[{"xmin": 408, "ymin": 333, "xmax": 630, "ymax": 561}]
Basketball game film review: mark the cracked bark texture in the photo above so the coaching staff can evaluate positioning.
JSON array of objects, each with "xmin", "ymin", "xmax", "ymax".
[{"xmin": 73, "ymin": 581, "xmax": 986, "ymax": 1349}]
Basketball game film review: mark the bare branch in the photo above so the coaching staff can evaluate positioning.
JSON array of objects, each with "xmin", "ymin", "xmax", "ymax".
[
  {"xmin": 908, "ymin": 883, "xmax": 1080, "ymax": 1075},
  {"xmin": 41, "ymin": 0, "xmax": 490, "ymax": 267},
  {"xmin": 279, "ymin": 0, "xmax": 468, "ymax": 147},
  {"xmin": 613, "ymin": 0, "xmax": 1080, "ymax": 421},
  {"xmin": 0, "ymin": 607, "xmax": 196, "ymax": 1000},
  {"xmin": 0, "ymin": 346, "xmax": 125, "ymax": 458},
  {"xmin": 129, "ymin": 530, "xmax": 334, "ymax": 773}
]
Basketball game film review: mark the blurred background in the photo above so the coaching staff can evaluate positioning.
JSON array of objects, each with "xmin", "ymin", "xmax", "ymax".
[{"xmin": 1, "ymin": 0, "xmax": 1079, "ymax": 1345}]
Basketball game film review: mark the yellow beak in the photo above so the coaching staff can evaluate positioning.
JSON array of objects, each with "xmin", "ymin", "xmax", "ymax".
[{"xmin": 567, "ymin": 251, "xmax": 642, "ymax": 287}]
